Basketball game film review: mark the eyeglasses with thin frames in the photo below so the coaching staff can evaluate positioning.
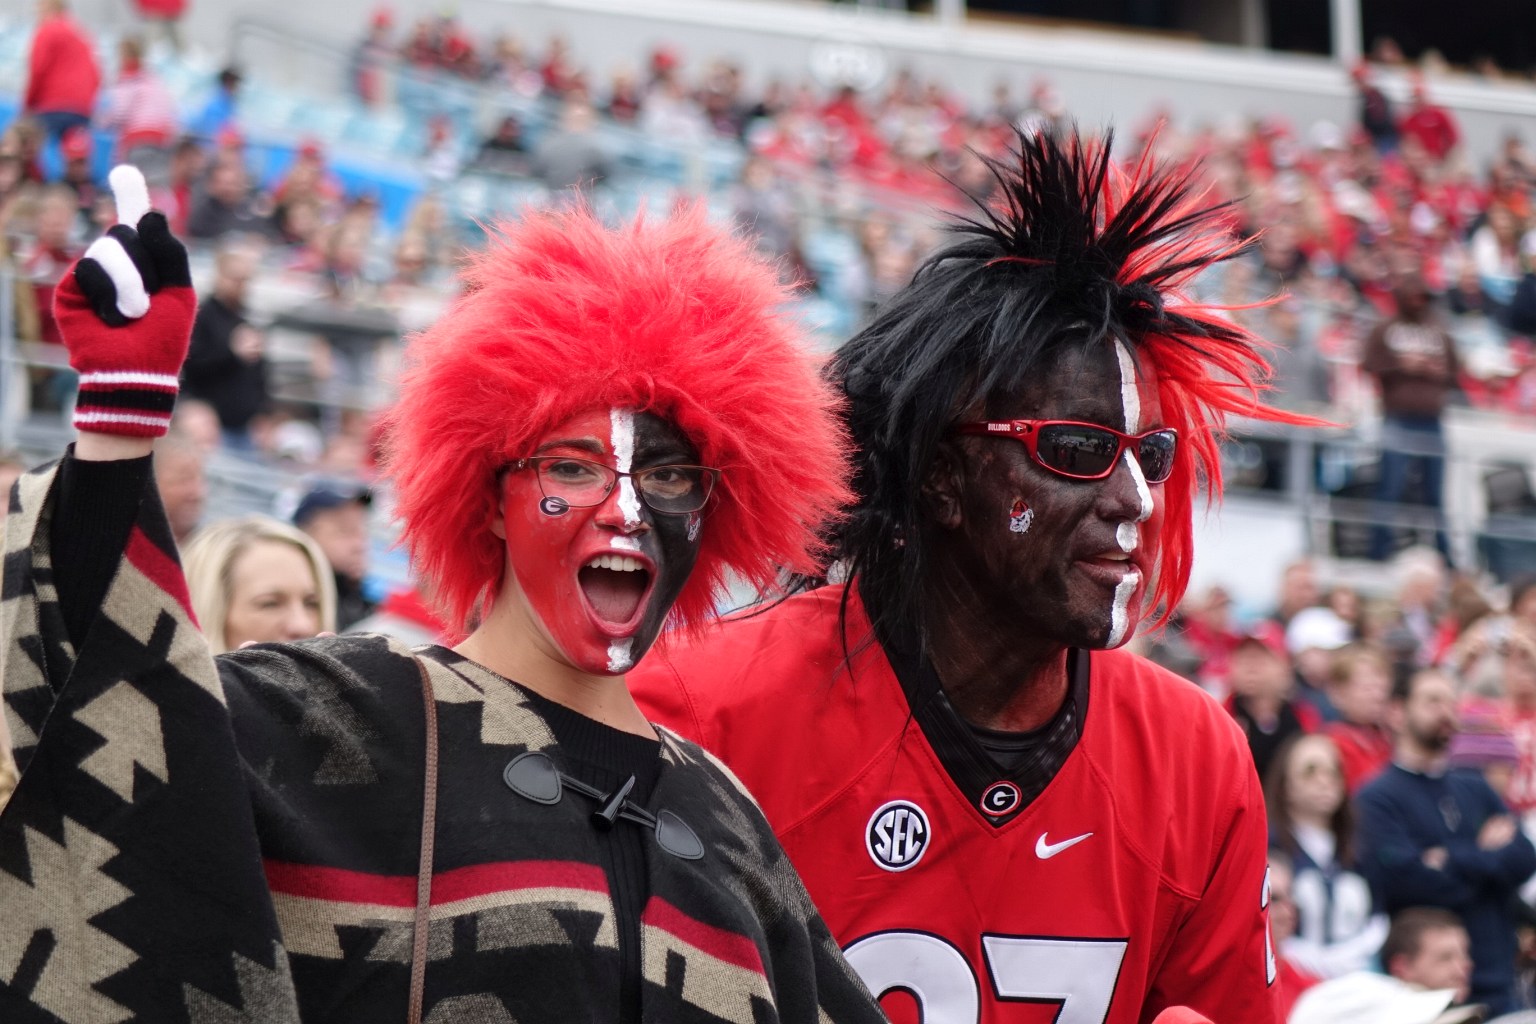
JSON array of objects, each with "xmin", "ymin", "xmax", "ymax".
[{"xmin": 507, "ymin": 456, "xmax": 719, "ymax": 515}]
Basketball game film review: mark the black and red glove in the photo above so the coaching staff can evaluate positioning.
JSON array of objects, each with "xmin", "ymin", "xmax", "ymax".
[{"xmin": 53, "ymin": 165, "xmax": 195, "ymax": 438}]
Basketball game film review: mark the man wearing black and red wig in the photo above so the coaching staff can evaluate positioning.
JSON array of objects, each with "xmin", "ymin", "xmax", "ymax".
[{"xmin": 632, "ymin": 130, "xmax": 1316, "ymax": 1023}]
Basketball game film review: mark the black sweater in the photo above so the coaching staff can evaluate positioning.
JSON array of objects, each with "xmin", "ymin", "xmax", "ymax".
[
  {"xmin": 4, "ymin": 453, "xmax": 882, "ymax": 1023},
  {"xmin": 183, "ymin": 295, "xmax": 268, "ymax": 431}
]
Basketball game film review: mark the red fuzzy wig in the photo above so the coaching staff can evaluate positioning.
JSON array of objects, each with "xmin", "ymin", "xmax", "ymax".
[
  {"xmin": 830, "ymin": 128, "xmax": 1322, "ymax": 649},
  {"xmin": 385, "ymin": 204, "xmax": 851, "ymax": 633}
]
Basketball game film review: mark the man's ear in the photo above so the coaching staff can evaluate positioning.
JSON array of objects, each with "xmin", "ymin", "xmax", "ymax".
[{"xmin": 921, "ymin": 441, "xmax": 965, "ymax": 531}]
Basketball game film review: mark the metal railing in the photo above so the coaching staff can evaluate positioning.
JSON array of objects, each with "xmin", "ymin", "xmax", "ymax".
[
  {"xmin": 1219, "ymin": 411, "xmax": 1536, "ymax": 578},
  {"xmin": 7, "ymin": 282, "xmax": 1536, "ymax": 594}
]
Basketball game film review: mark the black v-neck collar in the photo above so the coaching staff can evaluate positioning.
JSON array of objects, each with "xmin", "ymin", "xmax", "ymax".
[{"xmin": 883, "ymin": 639, "xmax": 1091, "ymax": 828}]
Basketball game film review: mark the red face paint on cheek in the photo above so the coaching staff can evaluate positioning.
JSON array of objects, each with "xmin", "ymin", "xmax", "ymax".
[
  {"xmin": 502, "ymin": 466, "xmax": 616, "ymax": 673},
  {"xmin": 500, "ymin": 408, "xmax": 660, "ymax": 676}
]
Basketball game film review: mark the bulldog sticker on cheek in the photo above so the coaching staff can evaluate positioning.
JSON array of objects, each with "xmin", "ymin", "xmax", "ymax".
[
  {"xmin": 686, "ymin": 512, "xmax": 701, "ymax": 543},
  {"xmin": 1008, "ymin": 498, "xmax": 1034, "ymax": 534},
  {"xmin": 539, "ymin": 496, "xmax": 570, "ymax": 517}
]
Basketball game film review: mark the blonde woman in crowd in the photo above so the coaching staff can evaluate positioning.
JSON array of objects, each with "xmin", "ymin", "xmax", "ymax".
[{"xmin": 182, "ymin": 515, "xmax": 336, "ymax": 653}]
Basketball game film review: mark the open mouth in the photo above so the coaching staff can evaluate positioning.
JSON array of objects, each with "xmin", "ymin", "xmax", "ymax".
[{"xmin": 577, "ymin": 554, "xmax": 654, "ymax": 631}]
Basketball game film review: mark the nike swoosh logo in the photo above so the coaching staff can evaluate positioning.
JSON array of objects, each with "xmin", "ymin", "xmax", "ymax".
[{"xmin": 1035, "ymin": 831, "xmax": 1094, "ymax": 859}]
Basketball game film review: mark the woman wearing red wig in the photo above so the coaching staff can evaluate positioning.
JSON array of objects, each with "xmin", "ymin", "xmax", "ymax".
[{"xmin": 0, "ymin": 167, "xmax": 881, "ymax": 1024}]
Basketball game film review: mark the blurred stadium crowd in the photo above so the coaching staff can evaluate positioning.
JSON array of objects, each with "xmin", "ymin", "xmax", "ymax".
[{"xmin": 9, "ymin": 2, "xmax": 1536, "ymax": 1019}]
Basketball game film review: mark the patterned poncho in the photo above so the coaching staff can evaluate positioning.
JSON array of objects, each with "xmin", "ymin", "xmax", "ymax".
[{"xmin": 0, "ymin": 457, "xmax": 881, "ymax": 1024}]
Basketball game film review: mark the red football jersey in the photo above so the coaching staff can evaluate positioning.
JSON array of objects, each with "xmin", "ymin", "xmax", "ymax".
[{"xmin": 631, "ymin": 586, "xmax": 1279, "ymax": 1024}]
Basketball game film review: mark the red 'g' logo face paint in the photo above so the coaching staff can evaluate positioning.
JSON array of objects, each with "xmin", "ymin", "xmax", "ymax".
[{"xmin": 499, "ymin": 407, "xmax": 703, "ymax": 676}]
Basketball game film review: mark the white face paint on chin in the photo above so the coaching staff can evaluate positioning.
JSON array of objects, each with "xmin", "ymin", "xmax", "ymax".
[
  {"xmin": 611, "ymin": 407, "xmax": 643, "ymax": 529},
  {"xmin": 607, "ymin": 638, "xmax": 635, "ymax": 673},
  {"xmin": 1106, "ymin": 570, "xmax": 1142, "ymax": 648}
]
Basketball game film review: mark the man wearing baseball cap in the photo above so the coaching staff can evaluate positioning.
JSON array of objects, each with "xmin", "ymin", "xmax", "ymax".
[{"xmin": 291, "ymin": 480, "xmax": 374, "ymax": 630}]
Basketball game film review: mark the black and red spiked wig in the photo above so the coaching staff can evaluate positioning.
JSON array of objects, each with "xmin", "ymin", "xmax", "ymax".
[
  {"xmin": 832, "ymin": 127, "xmax": 1315, "ymax": 646},
  {"xmin": 387, "ymin": 205, "xmax": 850, "ymax": 633}
]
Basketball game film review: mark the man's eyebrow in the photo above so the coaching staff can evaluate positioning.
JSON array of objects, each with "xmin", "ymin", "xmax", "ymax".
[{"xmin": 533, "ymin": 437, "xmax": 606, "ymax": 455}]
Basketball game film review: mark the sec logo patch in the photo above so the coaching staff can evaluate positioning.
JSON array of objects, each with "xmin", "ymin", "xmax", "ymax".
[{"xmin": 866, "ymin": 800, "xmax": 931, "ymax": 872}]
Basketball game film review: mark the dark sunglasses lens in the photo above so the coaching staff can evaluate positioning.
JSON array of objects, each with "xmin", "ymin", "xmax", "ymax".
[
  {"xmin": 1137, "ymin": 431, "xmax": 1177, "ymax": 483},
  {"xmin": 1035, "ymin": 424, "xmax": 1119, "ymax": 478}
]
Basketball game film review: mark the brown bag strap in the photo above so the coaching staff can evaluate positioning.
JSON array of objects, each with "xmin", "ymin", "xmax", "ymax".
[{"xmin": 409, "ymin": 657, "xmax": 440, "ymax": 1024}]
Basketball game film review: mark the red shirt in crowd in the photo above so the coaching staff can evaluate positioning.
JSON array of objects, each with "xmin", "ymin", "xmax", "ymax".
[
  {"xmin": 1401, "ymin": 103, "xmax": 1460, "ymax": 162},
  {"xmin": 103, "ymin": 68, "xmax": 179, "ymax": 154},
  {"xmin": 24, "ymin": 12, "xmax": 101, "ymax": 117},
  {"xmin": 21, "ymin": 242, "xmax": 84, "ymax": 345},
  {"xmin": 1323, "ymin": 720, "xmax": 1394, "ymax": 793},
  {"xmin": 133, "ymin": 0, "xmax": 186, "ymax": 16}
]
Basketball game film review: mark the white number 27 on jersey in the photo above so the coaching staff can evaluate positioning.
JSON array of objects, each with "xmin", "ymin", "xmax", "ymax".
[{"xmin": 845, "ymin": 931, "xmax": 1129, "ymax": 1024}]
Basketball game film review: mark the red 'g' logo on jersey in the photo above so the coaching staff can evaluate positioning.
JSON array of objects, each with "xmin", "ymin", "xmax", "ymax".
[
  {"xmin": 866, "ymin": 800, "xmax": 931, "ymax": 872},
  {"xmin": 980, "ymin": 780, "xmax": 1023, "ymax": 817}
]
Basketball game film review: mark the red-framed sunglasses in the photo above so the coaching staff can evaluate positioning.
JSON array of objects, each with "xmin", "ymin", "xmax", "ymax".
[{"xmin": 952, "ymin": 419, "xmax": 1179, "ymax": 483}]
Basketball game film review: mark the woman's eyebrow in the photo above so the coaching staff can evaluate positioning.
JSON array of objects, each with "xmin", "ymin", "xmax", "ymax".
[{"xmin": 533, "ymin": 437, "xmax": 606, "ymax": 455}]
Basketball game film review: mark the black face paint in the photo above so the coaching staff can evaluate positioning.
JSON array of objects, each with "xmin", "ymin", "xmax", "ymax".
[
  {"xmin": 944, "ymin": 341, "xmax": 1164, "ymax": 650},
  {"xmin": 623, "ymin": 412, "xmax": 704, "ymax": 666}
]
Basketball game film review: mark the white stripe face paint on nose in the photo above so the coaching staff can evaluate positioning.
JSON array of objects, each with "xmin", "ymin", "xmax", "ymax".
[
  {"xmin": 1107, "ymin": 341, "xmax": 1152, "ymax": 649},
  {"xmin": 1123, "ymin": 451, "xmax": 1153, "ymax": 525},
  {"xmin": 1113, "ymin": 341, "xmax": 1155, "ymax": 530},
  {"xmin": 610, "ymin": 408, "xmax": 643, "ymax": 530}
]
